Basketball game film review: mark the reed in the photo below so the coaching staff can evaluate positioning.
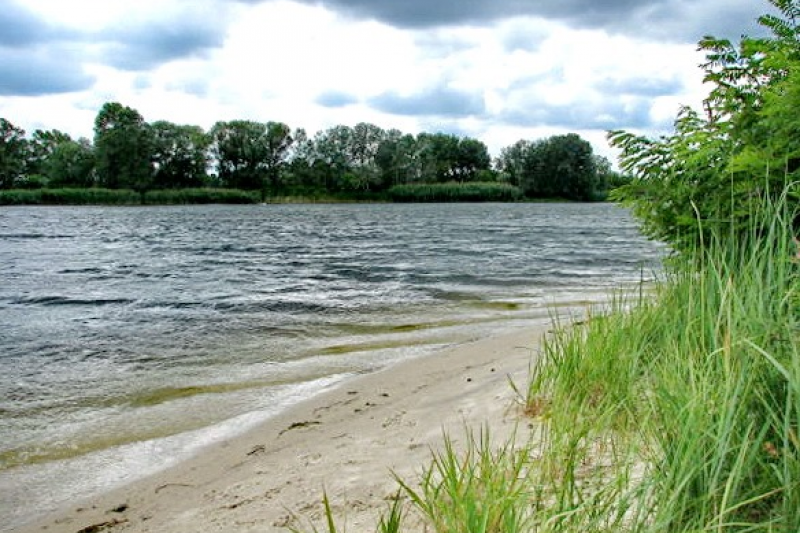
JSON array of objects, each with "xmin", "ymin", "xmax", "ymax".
[
  {"xmin": 526, "ymin": 186, "xmax": 800, "ymax": 531},
  {"xmin": 0, "ymin": 188, "xmax": 141, "ymax": 205},
  {"xmin": 143, "ymin": 188, "xmax": 260, "ymax": 204},
  {"xmin": 388, "ymin": 182, "xmax": 524, "ymax": 203}
]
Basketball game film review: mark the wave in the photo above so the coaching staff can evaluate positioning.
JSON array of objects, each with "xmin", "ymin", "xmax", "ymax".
[
  {"xmin": 10, "ymin": 296, "xmax": 136, "ymax": 307},
  {"xmin": 0, "ymin": 233, "xmax": 72, "ymax": 240}
]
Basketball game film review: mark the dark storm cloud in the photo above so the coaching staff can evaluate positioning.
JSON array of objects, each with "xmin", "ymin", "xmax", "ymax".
[
  {"xmin": 0, "ymin": 49, "xmax": 94, "ymax": 96},
  {"xmin": 316, "ymin": 91, "xmax": 359, "ymax": 108},
  {"xmin": 369, "ymin": 87, "xmax": 485, "ymax": 117},
  {"xmin": 0, "ymin": 2, "xmax": 60, "ymax": 47},
  {"xmin": 276, "ymin": 0, "xmax": 769, "ymax": 42},
  {"xmin": 99, "ymin": 17, "xmax": 227, "ymax": 71},
  {"xmin": 0, "ymin": 2, "xmax": 227, "ymax": 98}
]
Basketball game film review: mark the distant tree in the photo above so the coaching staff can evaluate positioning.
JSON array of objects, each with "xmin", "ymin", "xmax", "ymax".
[
  {"xmin": 520, "ymin": 134, "xmax": 598, "ymax": 201},
  {"xmin": 26, "ymin": 129, "xmax": 73, "ymax": 179},
  {"xmin": 347, "ymin": 122, "xmax": 385, "ymax": 190},
  {"xmin": 210, "ymin": 120, "xmax": 294, "ymax": 195},
  {"xmin": 45, "ymin": 138, "xmax": 96, "ymax": 188},
  {"xmin": 496, "ymin": 139, "xmax": 533, "ymax": 187},
  {"xmin": 376, "ymin": 130, "xmax": 418, "ymax": 188},
  {"xmin": 263, "ymin": 121, "xmax": 294, "ymax": 190},
  {"xmin": 151, "ymin": 121, "xmax": 209, "ymax": 189},
  {"xmin": 0, "ymin": 118, "xmax": 28, "ymax": 189},
  {"xmin": 452, "ymin": 137, "xmax": 492, "ymax": 182},
  {"xmin": 94, "ymin": 102, "xmax": 154, "ymax": 192},
  {"xmin": 308, "ymin": 125, "xmax": 354, "ymax": 191}
]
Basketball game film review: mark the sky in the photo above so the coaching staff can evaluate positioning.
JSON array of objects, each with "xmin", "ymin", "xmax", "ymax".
[{"xmin": 0, "ymin": 0, "xmax": 777, "ymax": 161}]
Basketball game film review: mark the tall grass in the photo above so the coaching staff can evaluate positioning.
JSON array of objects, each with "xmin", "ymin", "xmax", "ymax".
[{"xmin": 526, "ymin": 186, "xmax": 800, "ymax": 531}]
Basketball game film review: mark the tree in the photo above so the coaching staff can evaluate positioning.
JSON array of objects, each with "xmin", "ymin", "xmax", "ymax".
[
  {"xmin": 452, "ymin": 137, "xmax": 492, "ymax": 182},
  {"xmin": 346, "ymin": 122, "xmax": 385, "ymax": 190},
  {"xmin": 609, "ymin": 0, "xmax": 800, "ymax": 248},
  {"xmin": 496, "ymin": 140, "xmax": 533, "ymax": 187},
  {"xmin": 210, "ymin": 120, "xmax": 293, "ymax": 195},
  {"xmin": 45, "ymin": 138, "xmax": 96, "ymax": 188},
  {"xmin": 263, "ymin": 121, "xmax": 294, "ymax": 190},
  {"xmin": 26, "ymin": 129, "xmax": 73, "ymax": 179},
  {"xmin": 505, "ymin": 134, "xmax": 598, "ymax": 200},
  {"xmin": 0, "ymin": 118, "xmax": 27, "ymax": 189},
  {"xmin": 151, "ymin": 121, "xmax": 209, "ymax": 189},
  {"xmin": 376, "ymin": 130, "xmax": 418, "ymax": 188},
  {"xmin": 94, "ymin": 102, "xmax": 154, "ymax": 192}
]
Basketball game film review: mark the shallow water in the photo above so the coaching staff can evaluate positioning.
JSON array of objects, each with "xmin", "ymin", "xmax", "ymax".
[{"xmin": 0, "ymin": 202, "xmax": 662, "ymax": 529}]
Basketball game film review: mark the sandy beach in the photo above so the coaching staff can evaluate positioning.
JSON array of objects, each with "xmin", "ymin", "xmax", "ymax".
[{"xmin": 12, "ymin": 322, "xmax": 548, "ymax": 533}]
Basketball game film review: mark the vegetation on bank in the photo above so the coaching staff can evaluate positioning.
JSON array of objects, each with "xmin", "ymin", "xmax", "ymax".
[
  {"xmin": 0, "ymin": 188, "xmax": 261, "ymax": 206},
  {"xmin": 388, "ymin": 182, "xmax": 524, "ymax": 203},
  {"xmin": 1, "ymin": 111, "xmax": 625, "ymax": 205},
  {"xmin": 294, "ymin": 1, "xmax": 800, "ymax": 531}
]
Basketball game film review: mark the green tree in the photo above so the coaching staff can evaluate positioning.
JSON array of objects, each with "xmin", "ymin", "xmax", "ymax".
[
  {"xmin": 26, "ymin": 129, "xmax": 73, "ymax": 179},
  {"xmin": 346, "ymin": 122, "xmax": 385, "ymax": 190},
  {"xmin": 519, "ymin": 134, "xmax": 598, "ymax": 200},
  {"xmin": 0, "ymin": 118, "xmax": 27, "ymax": 189},
  {"xmin": 453, "ymin": 137, "xmax": 492, "ymax": 182},
  {"xmin": 263, "ymin": 121, "xmax": 294, "ymax": 190},
  {"xmin": 496, "ymin": 140, "xmax": 533, "ymax": 187},
  {"xmin": 308, "ymin": 125, "xmax": 354, "ymax": 191},
  {"xmin": 94, "ymin": 102, "xmax": 154, "ymax": 192},
  {"xmin": 151, "ymin": 121, "xmax": 209, "ymax": 189},
  {"xmin": 376, "ymin": 130, "xmax": 419, "ymax": 188},
  {"xmin": 210, "ymin": 120, "xmax": 294, "ymax": 195},
  {"xmin": 44, "ymin": 138, "xmax": 96, "ymax": 188},
  {"xmin": 609, "ymin": 0, "xmax": 800, "ymax": 248}
]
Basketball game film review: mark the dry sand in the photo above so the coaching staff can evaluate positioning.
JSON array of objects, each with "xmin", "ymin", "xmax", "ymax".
[{"xmin": 15, "ymin": 323, "xmax": 549, "ymax": 533}]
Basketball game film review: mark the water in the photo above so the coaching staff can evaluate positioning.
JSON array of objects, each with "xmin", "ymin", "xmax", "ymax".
[{"xmin": 0, "ymin": 203, "xmax": 662, "ymax": 529}]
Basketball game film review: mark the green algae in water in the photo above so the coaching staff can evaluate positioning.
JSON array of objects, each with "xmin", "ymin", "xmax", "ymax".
[{"xmin": 317, "ymin": 337, "xmax": 449, "ymax": 356}]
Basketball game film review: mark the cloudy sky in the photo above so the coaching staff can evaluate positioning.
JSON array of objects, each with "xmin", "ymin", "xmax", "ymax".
[{"xmin": 0, "ymin": 0, "xmax": 776, "ymax": 160}]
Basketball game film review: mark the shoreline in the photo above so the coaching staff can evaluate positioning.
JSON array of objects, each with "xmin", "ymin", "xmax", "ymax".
[{"xmin": 12, "ymin": 321, "xmax": 549, "ymax": 533}]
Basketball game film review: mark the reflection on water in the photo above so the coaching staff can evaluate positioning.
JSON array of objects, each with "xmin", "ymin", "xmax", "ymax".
[{"xmin": 0, "ymin": 202, "xmax": 663, "ymax": 530}]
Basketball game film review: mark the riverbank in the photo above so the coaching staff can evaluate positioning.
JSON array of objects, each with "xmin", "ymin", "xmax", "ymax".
[{"xmin": 13, "ymin": 322, "xmax": 549, "ymax": 533}]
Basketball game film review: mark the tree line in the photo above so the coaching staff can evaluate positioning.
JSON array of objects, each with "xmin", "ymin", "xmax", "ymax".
[{"xmin": 0, "ymin": 103, "xmax": 623, "ymax": 203}]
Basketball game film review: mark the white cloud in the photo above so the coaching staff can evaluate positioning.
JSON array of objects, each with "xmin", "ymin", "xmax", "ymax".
[{"xmin": 0, "ymin": 0, "xmax": 764, "ymax": 159}]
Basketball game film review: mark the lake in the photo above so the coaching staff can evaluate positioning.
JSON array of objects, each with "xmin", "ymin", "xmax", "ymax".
[{"xmin": 0, "ymin": 202, "xmax": 662, "ymax": 529}]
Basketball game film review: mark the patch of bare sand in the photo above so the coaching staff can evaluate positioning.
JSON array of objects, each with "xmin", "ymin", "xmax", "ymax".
[{"xmin": 16, "ymin": 324, "xmax": 547, "ymax": 533}]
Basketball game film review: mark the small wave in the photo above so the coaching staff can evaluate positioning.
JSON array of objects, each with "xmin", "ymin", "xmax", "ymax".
[
  {"xmin": 57, "ymin": 267, "xmax": 106, "ymax": 275},
  {"xmin": 211, "ymin": 300, "xmax": 333, "ymax": 315},
  {"xmin": 0, "ymin": 233, "xmax": 72, "ymax": 240},
  {"xmin": 11, "ymin": 296, "xmax": 135, "ymax": 307}
]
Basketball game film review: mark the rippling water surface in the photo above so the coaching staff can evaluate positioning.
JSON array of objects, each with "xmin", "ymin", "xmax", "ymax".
[{"xmin": 0, "ymin": 203, "xmax": 662, "ymax": 529}]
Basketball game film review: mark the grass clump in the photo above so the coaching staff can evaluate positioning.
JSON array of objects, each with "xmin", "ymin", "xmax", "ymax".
[{"xmin": 396, "ymin": 428, "xmax": 535, "ymax": 533}]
